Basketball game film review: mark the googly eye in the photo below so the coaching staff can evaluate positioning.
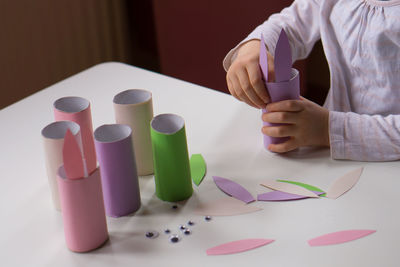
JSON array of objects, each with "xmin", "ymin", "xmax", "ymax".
[
  {"xmin": 169, "ymin": 234, "xmax": 181, "ymax": 243},
  {"xmin": 145, "ymin": 231, "xmax": 159, "ymax": 239}
]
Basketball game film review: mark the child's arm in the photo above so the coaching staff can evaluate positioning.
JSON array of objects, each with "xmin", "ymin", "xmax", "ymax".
[
  {"xmin": 262, "ymin": 97, "xmax": 400, "ymax": 161},
  {"xmin": 328, "ymin": 112, "xmax": 400, "ymax": 161}
]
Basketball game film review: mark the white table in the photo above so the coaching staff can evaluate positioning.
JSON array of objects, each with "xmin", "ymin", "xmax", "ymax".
[{"xmin": 1, "ymin": 62, "xmax": 399, "ymax": 267}]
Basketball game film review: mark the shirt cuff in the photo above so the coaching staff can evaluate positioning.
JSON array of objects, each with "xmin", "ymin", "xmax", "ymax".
[{"xmin": 329, "ymin": 111, "xmax": 346, "ymax": 159}]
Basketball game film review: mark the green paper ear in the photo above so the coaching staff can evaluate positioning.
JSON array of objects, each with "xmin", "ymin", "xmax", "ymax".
[
  {"xmin": 277, "ymin": 180, "xmax": 326, "ymax": 197},
  {"xmin": 190, "ymin": 154, "xmax": 206, "ymax": 186}
]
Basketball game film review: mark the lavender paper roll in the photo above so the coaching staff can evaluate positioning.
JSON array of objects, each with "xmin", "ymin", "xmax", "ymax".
[
  {"xmin": 263, "ymin": 68, "xmax": 300, "ymax": 148},
  {"xmin": 94, "ymin": 124, "xmax": 141, "ymax": 217}
]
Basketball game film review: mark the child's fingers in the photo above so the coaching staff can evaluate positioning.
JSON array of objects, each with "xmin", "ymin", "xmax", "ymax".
[
  {"xmin": 262, "ymin": 125, "xmax": 296, "ymax": 137},
  {"xmin": 245, "ymin": 65, "xmax": 270, "ymax": 104},
  {"xmin": 262, "ymin": 111, "xmax": 298, "ymax": 124},
  {"xmin": 236, "ymin": 68, "xmax": 265, "ymax": 108},
  {"xmin": 266, "ymin": 100, "xmax": 304, "ymax": 112},
  {"xmin": 230, "ymin": 73, "xmax": 259, "ymax": 109},
  {"xmin": 268, "ymin": 138, "xmax": 298, "ymax": 153},
  {"xmin": 226, "ymin": 76, "xmax": 239, "ymax": 100}
]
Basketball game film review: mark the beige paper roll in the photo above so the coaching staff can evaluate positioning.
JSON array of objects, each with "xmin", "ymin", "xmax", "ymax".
[
  {"xmin": 41, "ymin": 121, "xmax": 82, "ymax": 210},
  {"xmin": 113, "ymin": 89, "xmax": 154, "ymax": 175}
]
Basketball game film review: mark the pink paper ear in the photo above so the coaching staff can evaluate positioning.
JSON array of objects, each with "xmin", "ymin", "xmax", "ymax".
[
  {"xmin": 274, "ymin": 29, "xmax": 292, "ymax": 82},
  {"xmin": 207, "ymin": 239, "xmax": 274, "ymax": 255},
  {"xmin": 63, "ymin": 129, "xmax": 85, "ymax": 180},
  {"xmin": 259, "ymin": 35, "xmax": 269, "ymax": 83}
]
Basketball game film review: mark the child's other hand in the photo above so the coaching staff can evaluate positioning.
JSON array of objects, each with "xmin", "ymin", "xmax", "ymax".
[
  {"xmin": 262, "ymin": 97, "xmax": 330, "ymax": 152},
  {"xmin": 226, "ymin": 39, "xmax": 274, "ymax": 109}
]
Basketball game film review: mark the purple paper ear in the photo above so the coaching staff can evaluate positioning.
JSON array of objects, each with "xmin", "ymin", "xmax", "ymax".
[
  {"xmin": 259, "ymin": 35, "xmax": 269, "ymax": 83},
  {"xmin": 274, "ymin": 29, "xmax": 292, "ymax": 82}
]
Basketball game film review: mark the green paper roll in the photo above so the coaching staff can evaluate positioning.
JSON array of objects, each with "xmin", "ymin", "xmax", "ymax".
[{"xmin": 151, "ymin": 114, "xmax": 193, "ymax": 202}]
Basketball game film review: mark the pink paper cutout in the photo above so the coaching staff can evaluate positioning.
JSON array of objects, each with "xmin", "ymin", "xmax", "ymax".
[
  {"xmin": 194, "ymin": 197, "xmax": 262, "ymax": 216},
  {"xmin": 274, "ymin": 29, "xmax": 292, "ymax": 82},
  {"xmin": 207, "ymin": 239, "xmax": 274, "ymax": 255},
  {"xmin": 258, "ymin": 190, "xmax": 324, "ymax": 201},
  {"xmin": 63, "ymin": 129, "xmax": 85, "ymax": 180},
  {"xmin": 326, "ymin": 167, "xmax": 363, "ymax": 199},
  {"xmin": 308, "ymin": 229, "xmax": 376, "ymax": 246},
  {"xmin": 259, "ymin": 35, "xmax": 269, "ymax": 83},
  {"xmin": 213, "ymin": 176, "xmax": 255, "ymax": 203},
  {"xmin": 260, "ymin": 180, "xmax": 319, "ymax": 198}
]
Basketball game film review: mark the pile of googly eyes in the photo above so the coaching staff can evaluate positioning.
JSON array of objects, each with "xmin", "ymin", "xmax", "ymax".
[{"xmin": 145, "ymin": 213, "xmax": 213, "ymax": 244}]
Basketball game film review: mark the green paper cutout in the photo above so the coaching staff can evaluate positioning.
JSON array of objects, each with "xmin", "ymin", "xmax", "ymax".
[
  {"xmin": 151, "ymin": 122, "xmax": 193, "ymax": 202},
  {"xmin": 277, "ymin": 180, "xmax": 326, "ymax": 197},
  {"xmin": 190, "ymin": 154, "xmax": 206, "ymax": 186}
]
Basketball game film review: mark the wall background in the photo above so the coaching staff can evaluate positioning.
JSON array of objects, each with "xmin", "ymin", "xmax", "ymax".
[{"xmin": 0, "ymin": 0, "xmax": 329, "ymax": 109}]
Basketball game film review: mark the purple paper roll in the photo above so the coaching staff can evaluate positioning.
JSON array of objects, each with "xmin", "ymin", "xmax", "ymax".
[
  {"xmin": 263, "ymin": 68, "xmax": 300, "ymax": 148},
  {"xmin": 94, "ymin": 124, "xmax": 141, "ymax": 217}
]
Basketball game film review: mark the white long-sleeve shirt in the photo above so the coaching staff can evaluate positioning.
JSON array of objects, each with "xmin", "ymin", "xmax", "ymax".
[{"xmin": 223, "ymin": 0, "xmax": 400, "ymax": 161}]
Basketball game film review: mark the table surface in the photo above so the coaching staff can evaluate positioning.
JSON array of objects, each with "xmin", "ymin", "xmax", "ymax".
[{"xmin": 1, "ymin": 62, "xmax": 399, "ymax": 267}]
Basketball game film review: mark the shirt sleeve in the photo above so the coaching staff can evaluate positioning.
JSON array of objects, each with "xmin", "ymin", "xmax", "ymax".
[
  {"xmin": 223, "ymin": 0, "xmax": 321, "ymax": 71},
  {"xmin": 329, "ymin": 111, "xmax": 400, "ymax": 161}
]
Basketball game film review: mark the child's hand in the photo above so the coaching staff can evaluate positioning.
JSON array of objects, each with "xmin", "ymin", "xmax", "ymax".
[
  {"xmin": 262, "ymin": 97, "xmax": 330, "ymax": 152},
  {"xmin": 226, "ymin": 40, "xmax": 274, "ymax": 109}
]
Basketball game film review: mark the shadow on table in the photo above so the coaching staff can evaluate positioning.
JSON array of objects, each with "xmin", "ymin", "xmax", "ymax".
[{"xmin": 276, "ymin": 146, "xmax": 331, "ymax": 160}]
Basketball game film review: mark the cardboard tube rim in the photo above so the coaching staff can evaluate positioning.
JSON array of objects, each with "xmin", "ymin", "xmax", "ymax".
[
  {"xmin": 54, "ymin": 96, "xmax": 90, "ymax": 114},
  {"xmin": 41, "ymin": 121, "xmax": 80, "ymax": 139},
  {"xmin": 113, "ymin": 89, "xmax": 152, "ymax": 106},
  {"xmin": 151, "ymin": 113, "xmax": 185, "ymax": 135},
  {"xmin": 94, "ymin": 124, "xmax": 132, "ymax": 143}
]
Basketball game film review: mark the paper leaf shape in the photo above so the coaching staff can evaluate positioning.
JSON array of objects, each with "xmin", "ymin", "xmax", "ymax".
[
  {"xmin": 213, "ymin": 176, "xmax": 255, "ymax": 203},
  {"xmin": 194, "ymin": 197, "xmax": 262, "ymax": 216},
  {"xmin": 277, "ymin": 180, "xmax": 326, "ymax": 197},
  {"xmin": 325, "ymin": 167, "xmax": 363, "ymax": 199},
  {"xmin": 190, "ymin": 154, "xmax": 206, "ymax": 186},
  {"xmin": 274, "ymin": 29, "xmax": 292, "ymax": 82},
  {"xmin": 259, "ymin": 35, "xmax": 269, "ymax": 83},
  {"xmin": 258, "ymin": 190, "xmax": 324, "ymax": 201},
  {"xmin": 260, "ymin": 180, "xmax": 319, "ymax": 198},
  {"xmin": 207, "ymin": 239, "xmax": 274, "ymax": 255},
  {"xmin": 63, "ymin": 129, "xmax": 85, "ymax": 180},
  {"xmin": 308, "ymin": 229, "xmax": 376, "ymax": 246}
]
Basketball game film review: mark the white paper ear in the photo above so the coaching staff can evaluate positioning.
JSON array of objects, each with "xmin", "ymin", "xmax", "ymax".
[
  {"xmin": 151, "ymin": 114, "xmax": 185, "ymax": 134},
  {"xmin": 113, "ymin": 89, "xmax": 152, "ymax": 105},
  {"xmin": 94, "ymin": 124, "xmax": 132, "ymax": 143},
  {"xmin": 54, "ymin": 96, "xmax": 89, "ymax": 113}
]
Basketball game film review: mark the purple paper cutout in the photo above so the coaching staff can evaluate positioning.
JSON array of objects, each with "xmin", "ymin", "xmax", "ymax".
[
  {"xmin": 274, "ymin": 29, "xmax": 292, "ymax": 82},
  {"xmin": 262, "ymin": 69, "xmax": 301, "ymax": 147},
  {"xmin": 213, "ymin": 176, "xmax": 255, "ymax": 204},
  {"xmin": 259, "ymin": 35, "xmax": 269, "ymax": 83},
  {"xmin": 259, "ymin": 29, "xmax": 300, "ymax": 147},
  {"xmin": 257, "ymin": 190, "xmax": 325, "ymax": 201}
]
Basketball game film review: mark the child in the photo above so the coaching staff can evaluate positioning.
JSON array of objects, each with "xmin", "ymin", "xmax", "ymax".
[{"xmin": 223, "ymin": 0, "xmax": 400, "ymax": 161}]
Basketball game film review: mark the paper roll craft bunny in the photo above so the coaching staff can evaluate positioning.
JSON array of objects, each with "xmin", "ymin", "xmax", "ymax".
[
  {"xmin": 260, "ymin": 29, "xmax": 300, "ymax": 148},
  {"xmin": 57, "ymin": 129, "xmax": 108, "ymax": 252}
]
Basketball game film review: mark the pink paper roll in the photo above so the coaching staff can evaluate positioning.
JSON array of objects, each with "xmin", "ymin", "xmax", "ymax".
[
  {"xmin": 54, "ymin": 96, "xmax": 97, "ymax": 174},
  {"xmin": 263, "ymin": 68, "xmax": 300, "ymax": 148},
  {"xmin": 41, "ymin": 121, "xmax": 82, "ymax": 210},
  {"xmin": 57, "ymin": 167, "xmax": 108, "ymax": 252}
]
